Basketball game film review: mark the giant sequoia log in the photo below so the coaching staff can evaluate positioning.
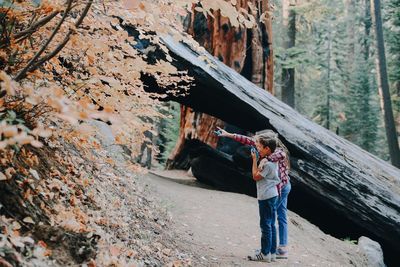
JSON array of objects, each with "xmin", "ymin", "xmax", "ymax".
[
  {"xmin": 140, "ymin": 34, "xmax": 400, "ymax": 253},
  {"xmin": 167, "ymin": 0, "xmax": 274, "ymax": 169}
]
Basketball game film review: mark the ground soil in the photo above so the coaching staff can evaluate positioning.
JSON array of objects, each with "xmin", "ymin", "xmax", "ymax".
[{"xmin": 144, "ymin": 170, "xmax": 369, "ymax": 267}]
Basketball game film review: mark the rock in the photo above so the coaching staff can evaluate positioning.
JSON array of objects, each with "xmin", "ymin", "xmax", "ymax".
[
  {"xmin": 88, "ymin": 120, "xmax": 115, "ymax": 147},
  {"xmin": 358, "ymin": 236, "xmax": 385, "ymax": 267},
  {"xmin": 87, "ymin": 120, "xmax": 130, "ymax": 163}
]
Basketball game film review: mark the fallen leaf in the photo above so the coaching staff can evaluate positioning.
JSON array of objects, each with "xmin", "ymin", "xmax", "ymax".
[
  {"xmin": 5, "ymin": 167, "xmax": 16, "ymax": 179},
  {"xmin": 29, "ymin": 169, "xmax": 40, "ymax": 180},
  {"xmin": 12, "ymin": 221, "xmax": 21, "ymax": 230},
  {"xmin": 123, "ymin": 0, "xmax": 141, "ymax": 10},
  {"xmin": 87, "ymin": 259, "xmax": 97, "ymax": 267},
  {"xmin": 10, "ymin": 237, "xmax": 25, "ymax": 248},
  {"xmin": 21, "ymin": 236, "xmax": 35, "ymax": 244},
  {"xmin": 38, "ymin": 240, "xmax": 47, "ymax": 248},
  {"xmin": 23, "ymin": 217, "xmax": 35, "ymax": 224},
  {"xmin": 30, "ymin": 140, "xmax": 43, "ymax": 148},
  {"xmin": 0, "ymin": 172, "xmax": 8, "ymax": 181},
  {"xmin": 0, "ymin": 258, "xmax": 13, "ymax": 267},
  {"xmin": 0, "ymin": 71, "xmax": 16, "ymax": 95},
  {"xmin": 110, "ymin": 245, "xmax": 121, "ymax": 257},
  {"xmin": 126, "ymin": 249, "xmax": 137, "ymax": 257}
]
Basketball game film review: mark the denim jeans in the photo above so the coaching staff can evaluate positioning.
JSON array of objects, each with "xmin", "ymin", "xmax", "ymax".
[
  {"xmin": 258, "ymin": 196, "xmax": 278, "ymax": 255},
  {"xmin": 277, "ymin": 181, "xmax": 291, "ymax": 246}
]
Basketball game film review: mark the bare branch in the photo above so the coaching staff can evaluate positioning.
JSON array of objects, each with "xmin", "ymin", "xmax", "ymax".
[
  {"xmin": 14, "ymin": 10, "xmax": 60, "ymax": 40},
  {"xmin": 0, "ymin": 0, "xmax": 15, "ymax": 24},
  {"xmin": 13, "ymin": 2, "xmax": 80, "ymax": 44},
  {"xmin": 24, "ymin": 0, "xmax": 93, "ymax": 75},
  {"xmin": 0, "ymin": 2, "xmax": 16, "ymax": 48},
  {"xmin": 74, "ymin": 0, "xmax": 92, "ymax": 27},
  {"xmin": 14, "ymin": 0, "xmax": 74, "ymax": 81}
]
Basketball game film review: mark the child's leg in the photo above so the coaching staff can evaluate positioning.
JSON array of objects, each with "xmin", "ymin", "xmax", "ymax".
[
  {"xmin": 258, "ymin": 199, "xmax": 273, "ymax": 255},
  {"xmin": 271, "ymin": 197, "xmax": 278, "ymax": 255},
  {"xmin": 259, "ymin": 197, "xmax": 278, "ymax": 255},
  {"xmin": 277, "ymin": 181, "xmax": 291, "ymax": 248}
]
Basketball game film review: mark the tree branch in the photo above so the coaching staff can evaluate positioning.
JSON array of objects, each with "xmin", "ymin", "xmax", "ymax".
[
  {"xmin": 24, "ymin": 0, "xmax": 93, "ymax": 75},
  {"xmin": 0, "ymin": 2, "xmax": 16, "ymax": 49},
  {"xmin": 14, "ymin": 0, "xmax": 74, "ymax": 81},
  {"xmin": 14, "ymin": 10, "xmax": 60, "ymax": 40}
]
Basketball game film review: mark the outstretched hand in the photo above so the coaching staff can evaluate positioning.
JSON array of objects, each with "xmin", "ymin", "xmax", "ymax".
[{"xmin": 215, "ymin": 126, "xmax": 229, "ymax": 137}]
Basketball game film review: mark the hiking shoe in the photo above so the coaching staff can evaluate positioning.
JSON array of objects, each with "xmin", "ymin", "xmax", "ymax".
[
  {"xmin": 276, "ymin": 247, "xmax": 288, "ymax": 259},
  {"xmin": 248, "ymin": 252, "xmax": 271, "ymax": 262}
]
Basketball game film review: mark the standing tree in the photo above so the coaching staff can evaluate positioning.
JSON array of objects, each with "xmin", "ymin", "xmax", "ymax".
[
  {"xmin": 167, "ymin": 0, "xmax": 274, "ymax": 169},
  {"xmin": 384, "ymin": 0, "xmax": 400, "ymax": 135},
  {"xmin": 281, "ymin": 0, "xmax": 296, "ymax": 108},
  {"xmin": 340, "ymin": 0, "xmax": 379, "ymax": 152},
  {"xmin": 371, "ymin": 0, "xmax": 400, "ymax": 167},
  {"xmin": 289, "ymin": 0, "xmax": 345, "ymax": 133}
]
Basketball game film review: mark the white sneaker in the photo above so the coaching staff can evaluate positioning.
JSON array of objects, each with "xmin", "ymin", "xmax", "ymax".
[
  {"xmin": 271, "ymin": 253, "xmax": 276, "ymax": 262},
  {"xmin": 265, "ymin": 253, "xmax": 272, "ymax": 262},
  {"xmin": 248, "ymin": 252, "xmax": 270, "ymax": 262}
]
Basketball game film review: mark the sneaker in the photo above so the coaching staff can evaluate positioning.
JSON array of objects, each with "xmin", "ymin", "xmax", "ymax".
[
  {"xmin": 248, "ymin": 252, "xmax": 271, "ymax": 262},
  {"xmin": 276, "ymin": 247, "xmax": 288, "ymax": 259},
  {"xmin": 271, "ymin": 253, "xmax": 277, "ymax": 262}
]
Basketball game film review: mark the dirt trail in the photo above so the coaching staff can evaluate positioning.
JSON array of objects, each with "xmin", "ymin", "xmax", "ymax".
[{"xmin": 144, "ymin": 170, "xmax": 369, "ymax": 267}]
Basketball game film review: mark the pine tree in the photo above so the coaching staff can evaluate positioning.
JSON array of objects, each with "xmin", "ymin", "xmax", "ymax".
[
  {"xmin": 281, "ymin": 0, "xmax": 297, "ymax": 107},
  {"xmin": 371, "ymin": 0, "xmax": 400, "ymax": 167},
  {"xmin": 384, "ymin": 0, "xmax": 400, "ymax": 134},
  {"xmin": 271, "ymin": 0, "xmax": 390, "ymax": 160},
  {"xmin": 342, "ymin": 54, "xmax": 379, "ymax": 151},
  {"xmin": 156, "ymin": 102, "xmax": 181, "ymax": 165}
]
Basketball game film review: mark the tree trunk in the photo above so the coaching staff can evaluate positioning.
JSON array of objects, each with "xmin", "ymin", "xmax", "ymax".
[
  {"xmin": 363, "ymin": 0, "xmax": 372, "ymax": 61},
  {"xmin": 371, "ymin": 0, "xmax": 400, "ymax": 167},
  {"xmin": 326, "ymin": 25, "xmax": 332, "ymax": 130},
  {"xmin": 345, "ymin": 0, "xmax": 356, "ymax": 67},
  {"xmin": 167, "ymin": 0, "xmax": 274, "ymax": 169},
  {"xmin": 166, "ymin": 106, "xmax": 223, "ymax": 169},
  {"xmin": 281, "ymin": 0, "xmax": 296, "ymax": 108},
  {"xmin": 360, "ymin": 0, "xmax": 374, "ymax": 151}
]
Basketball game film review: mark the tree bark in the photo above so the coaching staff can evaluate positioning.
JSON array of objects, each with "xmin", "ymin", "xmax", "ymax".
[
  {"xmin": 371, "ymin": 0, "xmax": 400, "ymax": 167},
  {"xmin": 167, "ymin": 0, "xmax": 274, "ymax": 169},
  {"xmin": 166, "ymin": 105, "xmax": 223, "ymax": 169}
]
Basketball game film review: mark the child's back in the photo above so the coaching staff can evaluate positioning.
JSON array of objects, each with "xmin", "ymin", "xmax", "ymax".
[{"xmin": 256, "ymin": 159, "xmax": 280, "ymax": 200}]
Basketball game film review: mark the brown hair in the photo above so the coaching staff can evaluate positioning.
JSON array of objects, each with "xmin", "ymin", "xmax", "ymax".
[
  {"xmin": 255, "ymin": 130, "xmax": 290, "ymax": 170},
  {"xmin": 255, "ymin": 134, "xmax": 277, "ymax": 153}
]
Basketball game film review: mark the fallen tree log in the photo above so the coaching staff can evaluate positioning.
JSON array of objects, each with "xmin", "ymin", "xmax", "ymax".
[
  {"xmin": 139, "ymin": 34, "xmax": 400, "ymax": 251},
  {"xmin": 180, "ymin": 139, "xmax": 256, "ymax": 196}
]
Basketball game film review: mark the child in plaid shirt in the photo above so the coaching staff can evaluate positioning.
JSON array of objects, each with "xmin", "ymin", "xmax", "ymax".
[{"xmin": 216, "ymin": 127, "xmax": 291, "ymax": 258}]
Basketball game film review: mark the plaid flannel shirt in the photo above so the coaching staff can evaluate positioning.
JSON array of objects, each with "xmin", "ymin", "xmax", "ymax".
[{"xmin": 232, "ymin": 134, "xmax": 290, "ymax": 194}]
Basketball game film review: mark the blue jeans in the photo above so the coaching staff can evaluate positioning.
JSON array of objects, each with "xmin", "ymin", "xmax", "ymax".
[
  {"xmin": 277, "ymin": 181, "xmax": 291, "ymax": 246},
  {"xmin": 258, "ymin": 196, "xmax": 278, "ymax": 255}
]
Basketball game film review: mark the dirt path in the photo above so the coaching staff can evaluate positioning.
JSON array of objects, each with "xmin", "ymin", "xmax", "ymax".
[{"xmin": 144, "ymin": 170, "xmax": 369, "ymax": 267}]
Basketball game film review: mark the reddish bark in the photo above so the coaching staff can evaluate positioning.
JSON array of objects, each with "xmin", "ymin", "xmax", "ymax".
[{"xmin": 167, "ymin": 0, "xmax": 274, "ymax": 169}]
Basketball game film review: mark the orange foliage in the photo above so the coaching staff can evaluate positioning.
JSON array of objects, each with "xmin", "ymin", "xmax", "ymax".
[
  {"xmin": 0, "ymin": 3, "xmax": 263, "ymax": 264},
  {"xmin": 0, "ymin": 0, "xmax": 261, "ymax": 157}
]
